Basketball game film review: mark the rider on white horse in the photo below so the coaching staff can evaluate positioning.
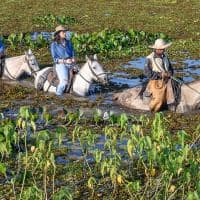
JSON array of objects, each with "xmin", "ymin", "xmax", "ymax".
[
  {"xmin": 50, "ymin": 25, "xmax": 76, "ymax": 96},
  {"xmin": 0, "ymin": 37, "xmax": 5, "ymax": 77}
]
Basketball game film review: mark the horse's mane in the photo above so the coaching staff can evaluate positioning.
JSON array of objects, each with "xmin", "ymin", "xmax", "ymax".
[
  {"xmin": 6, "ymin": 55, "xmax": 25, "ymax": 62},
  {"xmin": 5, "ymin": 55, "xmax": 26, "ymax": 68}
]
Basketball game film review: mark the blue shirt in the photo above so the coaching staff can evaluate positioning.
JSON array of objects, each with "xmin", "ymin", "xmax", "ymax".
[
  {"xmin": 50, "ymin": 37, "xmax": 75, "ymax": 64},
  {"xmin": 0, "ymin": 38, "xmax": 5, "ymax": 54}
]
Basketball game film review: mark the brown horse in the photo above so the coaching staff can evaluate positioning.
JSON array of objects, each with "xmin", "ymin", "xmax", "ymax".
[{"xmin": 113, "ymin": 79, "xmax": 200, "ymax": 113}]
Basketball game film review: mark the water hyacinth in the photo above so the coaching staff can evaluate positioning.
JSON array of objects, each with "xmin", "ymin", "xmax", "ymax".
[{"xmin": 1, "ymin": 29, "xmax": 171, "ymax": 57}]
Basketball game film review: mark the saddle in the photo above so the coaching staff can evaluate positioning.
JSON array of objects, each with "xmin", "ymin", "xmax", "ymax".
[{"xmin": 36, "ymin": 64, "xmax": 79, "ymax": 93}]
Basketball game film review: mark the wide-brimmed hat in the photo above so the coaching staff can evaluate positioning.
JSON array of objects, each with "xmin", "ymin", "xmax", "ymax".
[
  {"xmin": 149, "ymin": 38, "xmax": 172, "ymax": 49},
  {"xmin": 54, "ymin": 25, "xmax": 67, "ymax": 35}
]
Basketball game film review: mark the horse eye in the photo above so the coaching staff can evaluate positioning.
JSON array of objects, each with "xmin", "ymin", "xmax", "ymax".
[{"xmin": 93, "ymin": 66, "xmax": 96, "ymax": 69}]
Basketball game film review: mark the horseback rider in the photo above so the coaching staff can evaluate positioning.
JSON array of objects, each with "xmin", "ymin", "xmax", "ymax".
[
  {"xmin": 0, "ymin": 37, "xmax": 5, "ymax": 77},
  {"xmin": 144, "ymin": 38, "xmax": 173, "ymax": 82},
  {"xmin": 50, "ymin": 25, "xmax": 76, "ymax": 96},
  {"xmin": 143, "ymin": 38, "xmax": 177, "ymax": 111}
]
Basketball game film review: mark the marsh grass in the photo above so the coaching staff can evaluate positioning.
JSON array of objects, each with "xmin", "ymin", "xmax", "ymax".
[{"xmin": 0, "ymin": 106, "xmax": 199, "ymax": 199}]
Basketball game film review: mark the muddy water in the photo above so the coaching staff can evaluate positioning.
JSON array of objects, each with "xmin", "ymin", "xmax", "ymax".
[
  {"xmin": 1, "ymin": 57, "xmax": 200, "ymax": 117},
  {"xmin": 56, "ymin": 133, "xmax": 200, "ymax": 165},
  {"xmin": 1, "ymin": 34, "xmax": 200, "ymax": 162},
  {"xmin": 55, "ymin": 57, "xmax": 200, "ymax": 163}
]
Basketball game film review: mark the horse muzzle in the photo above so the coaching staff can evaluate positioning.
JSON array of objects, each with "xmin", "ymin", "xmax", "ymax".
[{"xmin": 99, "ymin": 74, "xmax": 109, "ymax": 85}]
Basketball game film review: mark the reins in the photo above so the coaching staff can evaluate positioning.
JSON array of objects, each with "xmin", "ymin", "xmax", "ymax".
[
  {"xmin": 77, "ymin": 60, "xmax": 107, "ymax": 84},
  {"xmin": 171, "ymin": 76, "xmax": 200, "ymax": 95},
  {"xmin": 25, "ymin": 56, "xmax": 40, "ymax": 76}
]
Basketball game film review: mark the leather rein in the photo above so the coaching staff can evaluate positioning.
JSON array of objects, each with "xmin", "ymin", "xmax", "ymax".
[{"xmin": 77, "ymin": 60, "xmax": 107, "ymax": 84}]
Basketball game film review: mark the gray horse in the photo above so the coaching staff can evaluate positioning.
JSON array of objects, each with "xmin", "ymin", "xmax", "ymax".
[
  {"xmin": 1, "ymin": 49, "xmax": 39, "ymax": 80},
  {"xmin": 113, "ymin": 79, "xmax": 200, "ymax": 113}
]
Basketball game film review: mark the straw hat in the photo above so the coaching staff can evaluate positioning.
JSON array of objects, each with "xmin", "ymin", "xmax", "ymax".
[
  {"xmin": 149, "ymin": 38, "xmax": 172, "ymax": 49},
  {"xmin": 54, "ymin": 25, "xmax": 67, "ymax": 35}
]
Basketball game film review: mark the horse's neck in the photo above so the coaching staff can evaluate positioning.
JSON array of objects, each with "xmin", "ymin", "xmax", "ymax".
[
  {"xmin": 181, "ymin": 80, "xmax": 200, "ymax": 95},
  {"xmin": 187, "ymin": 80, "xmax": 200, "ymax": 87},
  {"xmin": 73, "ymin": 63, "xmax": 93, "ymax": 96},
  {"xmin": 4, "ymin": 55, "xmax": 26, "ymax": 79},
  {"xmin": 175, "ymin": 80, "xmax": 200, "ymax": 113}
]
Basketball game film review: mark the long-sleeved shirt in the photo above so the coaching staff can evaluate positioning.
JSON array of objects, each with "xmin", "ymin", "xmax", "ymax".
[
  {"xmin": 0, "ymin": 38, "xmax": 5, "ymax": 56},
  {"xmin": 144, "ymin": 52, "xmax": 173, "ymax": 80},
  {"xmin": 50, "ymin": 37, "xmax": 75, "ymax": 64}
]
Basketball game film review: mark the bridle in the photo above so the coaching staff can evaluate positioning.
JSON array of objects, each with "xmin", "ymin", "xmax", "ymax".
[
  {"xmin": 77, "ymin": 60, "xmax": 107, "ymax": 84},
  {"xmin": 25, "ymin": 55, "xmax": 40, "ymax": 76}
]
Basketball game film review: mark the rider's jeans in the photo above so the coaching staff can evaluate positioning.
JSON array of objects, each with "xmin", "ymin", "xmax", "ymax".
[{"xmin": 55, "ymin": 63, "xmax": 71, "ymax": 96}]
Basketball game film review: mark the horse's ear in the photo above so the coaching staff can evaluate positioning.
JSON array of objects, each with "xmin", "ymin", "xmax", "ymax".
[
  {"xmin": 25, "ymin": 51, "xmax": 28, "ymax": 56},
  {"xmin": 28, "ymin": 49, "xmax": 32, "ymax": 55},
  {"xmin": 85, "ymin": 55, "xmax": 90, "ymax": 61},
  {"xmin": 93, "ymin": 54, "xmax": 98, "ymax": 60}
]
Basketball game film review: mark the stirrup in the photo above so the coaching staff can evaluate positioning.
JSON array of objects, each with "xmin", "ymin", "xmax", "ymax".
[{"xmin": 65, "ymin": 84, "xmax": 71, "ymax": 93}]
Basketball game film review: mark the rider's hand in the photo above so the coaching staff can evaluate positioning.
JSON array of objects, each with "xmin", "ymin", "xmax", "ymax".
[
  {"xmin": 64, "ymin": 58, "xmax": 72, "ymax": 64},
  {"xmin": 71, "ymin": 58, "xmax": 76, "ymax": 63},
  {"xmin": 162, "ymin": 72, "xmax": 170, "ymax": 78}
]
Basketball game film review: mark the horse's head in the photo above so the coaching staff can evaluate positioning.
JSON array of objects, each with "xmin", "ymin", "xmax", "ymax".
[
  {"xmin": 24, "ymin": 49, "xmax": 40, "ymax": 77},
  {"xmin": 86, "ymin": 54, "xmax": 108, "ymax": 85}
]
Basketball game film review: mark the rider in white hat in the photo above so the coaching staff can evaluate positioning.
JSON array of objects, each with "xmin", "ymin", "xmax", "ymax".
[
  {"xmin": 144, "ymin": 38, "xmax": 173, "ymax": 80},
  {"xmin": 140, "ymin": 38, "xmax": 177, "ymax": 111}
]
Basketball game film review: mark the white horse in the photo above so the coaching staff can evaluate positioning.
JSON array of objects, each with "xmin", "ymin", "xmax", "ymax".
[
  {"xmin": 1, "ymin": 49, "xmax": 39, "ymax": 80},
  {"xmin": 34, "ymin": 55, "xmax": 108, "ymax": 96},
  {"xmin": 113, "ymin": 79, "xmax": 200, "ymax": 113}
]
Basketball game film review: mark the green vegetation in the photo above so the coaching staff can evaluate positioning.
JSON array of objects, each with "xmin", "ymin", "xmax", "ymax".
[
  {"xmin": 0, "ymin": 0, "xmax": 199, "ymax": 61},
  {"xmin": 0, "ymin": 1, "xmax": 200, "ymax": 199},
  {"xmin": 0, "ymin": 106, "xmax": 199, "ymax": 199},
  {"xmin": 2, "ymin": 29, "xmax": 170, "ymax": 59},
  {"xmin": 72, "ymin": 29, "xmax": 170, "ymax": 58},
  {"xmin": 33, "ymin": 13, "xmax": 77, "ymax": 28}
]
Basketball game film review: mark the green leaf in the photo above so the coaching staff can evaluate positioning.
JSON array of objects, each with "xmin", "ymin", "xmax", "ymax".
[{"xmin": 0, "ymin": 162, "xmax": 6, "ymax": 176}]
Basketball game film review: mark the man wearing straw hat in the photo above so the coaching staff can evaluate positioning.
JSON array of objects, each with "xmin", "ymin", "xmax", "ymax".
[
  {"xmin": 50, "ymin": 25, "xmax": 76, "ymax": 96},
  {"xmin": 143, "ymin": 38, "xmax": 176, "ymax": 111},
  {"xmin": 144, "ymin": 38, "xmax": 173, "ymax": 80}
]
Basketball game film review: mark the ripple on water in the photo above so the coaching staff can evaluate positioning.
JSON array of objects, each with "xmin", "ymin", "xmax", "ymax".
[
  {"xmin": 183, "ymin": 59, "xmax": 200, "ymax": 67},
  {"xmin": 124, "ymin": 57, "xmax": 146, "ymax": 70},
  {"xmin": 110, "ymin": 76, "xmax": 142, "ymax": 87},
  {"xmin": 124, "ymin": 57, "xmax": 200, "ymax": 83}
]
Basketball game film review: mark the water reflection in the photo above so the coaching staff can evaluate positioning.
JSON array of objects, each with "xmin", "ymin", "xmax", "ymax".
[
  {"xmin": 124, "ymin": 57, "xmax": 145, "ymax": 70},
  {"xmin": 109, "ymin": 76, "xmax": 142, "ymax": 87},
  {"xmin": 125, "ymin": 57, "xmax": 200, "ymax": 83}
]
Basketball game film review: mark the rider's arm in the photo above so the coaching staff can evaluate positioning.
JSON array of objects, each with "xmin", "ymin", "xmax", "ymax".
[
  {"xmin": 168, "ymin": 61, "xmax": 174, "ymax": 76},
  {"xmin": 66, "ymin": 31, "xmax": 75, "ymax": 59},
  {"xmin": 50, "ymin": 42, "xmax": 61, "ymax": 64},
  {"xmin": 0, "ymin": 38, "xmax": 5, "ymax": 57},
  {"xmin": 66, "ymin": 39, "xmax": 75, "ymax": 59},
  {"xmin": 144, "ymin": 59, "xmax": 162, "ymax": 80}
]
